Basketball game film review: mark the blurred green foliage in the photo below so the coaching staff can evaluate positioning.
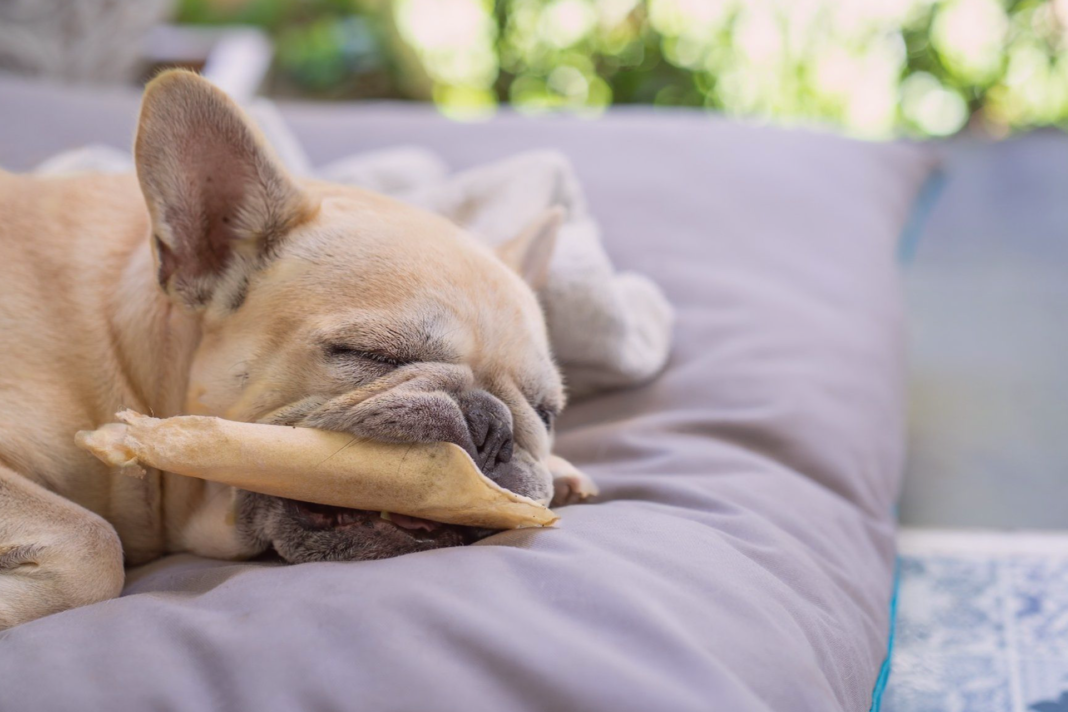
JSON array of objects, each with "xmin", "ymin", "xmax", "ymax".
[
  {"xmin": 178, "ymin": 0, "xmax": 397, "ymax": 97},
  {"xmin": 177, "ymin": 0, "xmax": 1068, "ymax": 138}
]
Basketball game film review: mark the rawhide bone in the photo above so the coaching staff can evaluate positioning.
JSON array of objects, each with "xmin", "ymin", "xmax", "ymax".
[{"xmin": 76, "ymin": 411, "xmax": 557, "ymax": 530}]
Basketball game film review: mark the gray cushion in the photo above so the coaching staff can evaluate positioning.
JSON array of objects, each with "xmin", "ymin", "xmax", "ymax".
[{"xmin": 0, "ymin": 76, "xmax": 934, "ymax": 712}]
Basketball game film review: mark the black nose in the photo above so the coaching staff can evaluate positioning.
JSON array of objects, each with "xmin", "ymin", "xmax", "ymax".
[{"xmin": 461, "ymin": 391, "xmax": 513, "ymax": 473}]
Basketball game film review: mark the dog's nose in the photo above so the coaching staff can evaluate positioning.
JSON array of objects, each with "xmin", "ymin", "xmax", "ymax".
[{"xmin": 461, "ymin": 390, "xmax": 513, "ymax": 473}]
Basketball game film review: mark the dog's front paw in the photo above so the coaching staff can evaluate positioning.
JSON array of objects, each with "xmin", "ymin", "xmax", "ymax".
[{"xmin": 549, "ymin": 455, "xmax": 598, "ymax": 507}]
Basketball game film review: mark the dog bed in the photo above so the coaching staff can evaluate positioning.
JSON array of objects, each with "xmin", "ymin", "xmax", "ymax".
[{"xmin": 0, "ymin": 74, "xmax": 935, "ymax": 712}]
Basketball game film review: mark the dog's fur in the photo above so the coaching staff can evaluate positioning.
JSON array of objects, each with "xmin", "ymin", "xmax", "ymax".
[{"xmin": 0, "ymin": 71, "xmax": 594, "ymax": 629}]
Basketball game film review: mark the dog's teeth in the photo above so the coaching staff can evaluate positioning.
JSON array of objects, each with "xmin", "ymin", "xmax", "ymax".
[{"xmin": 380, "ymin": 511, "xmax": 392, "ymax": 521}]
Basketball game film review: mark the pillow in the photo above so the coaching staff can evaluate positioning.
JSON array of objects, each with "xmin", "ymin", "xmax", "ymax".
[{"xmin": 0, "ymin": 84, "xmax": 934, "ymax": 712}]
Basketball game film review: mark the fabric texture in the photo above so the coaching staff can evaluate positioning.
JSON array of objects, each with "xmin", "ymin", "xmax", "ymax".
[
  {"xmin": 0, "ymin": 75, "xmax": 934, "ymax": 712},
  {"xmin": 886, "ymin": 530, "xmax": 1068, "ymax": 711}
]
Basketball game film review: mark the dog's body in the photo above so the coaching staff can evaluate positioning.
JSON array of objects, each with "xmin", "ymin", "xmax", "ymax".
[{"xmin": 0, "ymin": 71, "xmax": 593, "ymax": 629}]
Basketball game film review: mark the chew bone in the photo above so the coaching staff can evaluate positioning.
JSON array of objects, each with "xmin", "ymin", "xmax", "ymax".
[{"xmin": 75, "ymin": 411, "xmax": 557, "ymax": 530}]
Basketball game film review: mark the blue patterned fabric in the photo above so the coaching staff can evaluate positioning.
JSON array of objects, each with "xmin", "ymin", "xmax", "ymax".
[{"xmin": 884, "ymin": 539, "xmax": 1068, "ymax": 712}]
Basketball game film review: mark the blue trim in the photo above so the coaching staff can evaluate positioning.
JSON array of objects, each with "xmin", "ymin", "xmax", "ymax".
[
  {"xmin": 869, "ymin": 557, "xmax": 901, "ymax": 712},
  {"xmin": 897, "ymin": 168, "xmax": 946, "ymax": 265},
  {"xmin": 869, "ymin": 165, "xmax": 947, "ymax": 709}
]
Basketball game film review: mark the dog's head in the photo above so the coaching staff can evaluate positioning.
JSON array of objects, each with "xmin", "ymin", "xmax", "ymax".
[{"xmin": 135, "ymin": 71, "xmax": 565, "ymax": 562}]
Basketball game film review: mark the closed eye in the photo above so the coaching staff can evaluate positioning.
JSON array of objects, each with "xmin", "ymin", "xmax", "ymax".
[
  {"xmin": 325, "ymin": 344, "xmax": 407, "ymax": 367},
  {"xmin": 534, "ymin": 405, "xmax": 556, "ymax": 431}
]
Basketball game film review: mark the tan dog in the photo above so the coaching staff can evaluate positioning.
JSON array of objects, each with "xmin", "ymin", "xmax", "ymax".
[{"xmin": 0, "ymin": 70, "xmax": 595, "ymax": 629}]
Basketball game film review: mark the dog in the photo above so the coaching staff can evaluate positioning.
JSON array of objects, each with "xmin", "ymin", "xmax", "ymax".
[{"xmin": 0, "ymin": 70, "xmax": 596, "ymax": 629}]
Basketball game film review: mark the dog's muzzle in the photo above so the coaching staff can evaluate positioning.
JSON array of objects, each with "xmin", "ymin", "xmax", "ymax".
[
  {"xmin": 459, "ymin": 389, "xmax": 514, "ymax": 477},
  {"xmin": 236, "ymin": 386, "xmax": 540, "ymax": 563}
]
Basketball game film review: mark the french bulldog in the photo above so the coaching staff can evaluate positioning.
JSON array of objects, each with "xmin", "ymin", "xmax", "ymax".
[{"xmin": 0, "ymin": 70, "xmax": 595, "ymax": 629}]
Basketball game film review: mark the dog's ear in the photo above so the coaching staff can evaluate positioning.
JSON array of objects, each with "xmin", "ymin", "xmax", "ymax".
[
  {"xmin": 497, "ymin": 207, "xmax": 562, "ymax": 291},
  {"xmin": 134, "ymin": 70, "xmax": 316, "ymax": 308}
]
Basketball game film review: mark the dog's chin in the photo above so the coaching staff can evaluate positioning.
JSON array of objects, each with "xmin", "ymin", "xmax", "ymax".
[{"xmin": 236, "ymin": 491, "xmax": 493, "ymax": 563}]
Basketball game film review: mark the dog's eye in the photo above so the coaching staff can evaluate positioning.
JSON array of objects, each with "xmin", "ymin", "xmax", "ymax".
[
  {"xmin": 534, "ymin": 405, "xmax": 556, "ymax": 430},
  {"xmin": 325, "ymin": 344, "xmax": 404, "ymax": 367}
]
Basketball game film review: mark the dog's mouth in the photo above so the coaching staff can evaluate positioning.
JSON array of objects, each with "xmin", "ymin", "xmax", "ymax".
[{"xmin": 282, "ymin": 498, "xmax": 487, "ymax": 544}]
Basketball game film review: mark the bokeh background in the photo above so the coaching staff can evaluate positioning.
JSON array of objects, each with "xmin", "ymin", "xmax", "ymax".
[
  {"xmin": 5, "ymin": 0, "xmax": 1068, "ymax": 139},
  {"xmin": 176, "ymin": 0, "xmax": 1068, "ymax": 138}
]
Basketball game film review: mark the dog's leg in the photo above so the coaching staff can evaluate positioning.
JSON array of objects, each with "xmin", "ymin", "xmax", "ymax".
[
  {"xmin": 0, "ymin": 464, "xmax": 124, "ymax": 629},
  {"xmin": 548, "ymin": 455, "xmax": 598, "ymax": 507}
]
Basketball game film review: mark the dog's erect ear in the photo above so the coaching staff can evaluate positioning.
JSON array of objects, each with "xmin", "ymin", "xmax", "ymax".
[
  {"xmin": 135, "ymin": 70, "xmax": 315, "ymax": 308},
  {"xmin": 496, "ymin": 207, "xmax": 562, "ymax": 291}
]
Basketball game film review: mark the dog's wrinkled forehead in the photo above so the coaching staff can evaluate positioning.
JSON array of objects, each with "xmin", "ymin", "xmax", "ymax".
[{"xmin": 223, "ymin": 186, "xmax": 561, "ymax": 392}]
